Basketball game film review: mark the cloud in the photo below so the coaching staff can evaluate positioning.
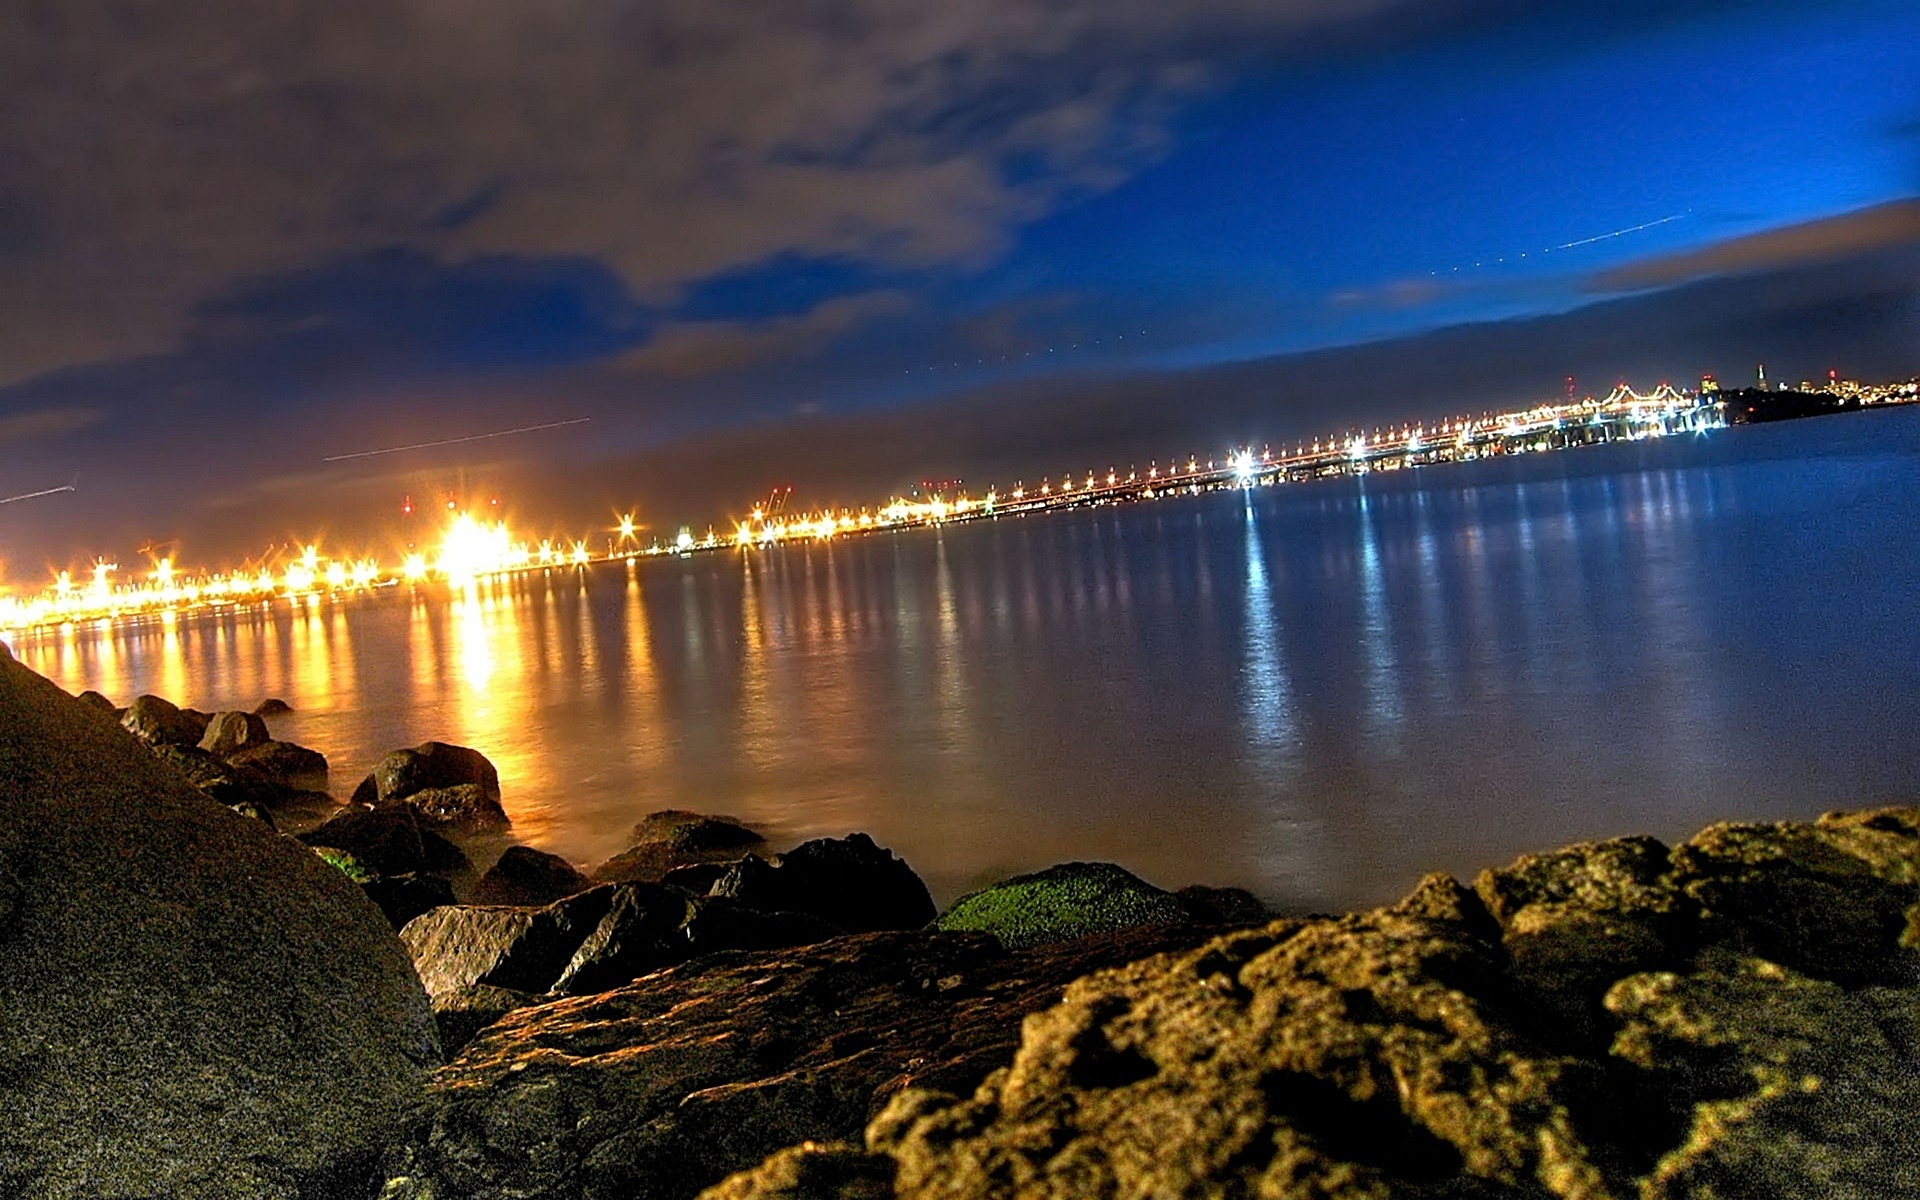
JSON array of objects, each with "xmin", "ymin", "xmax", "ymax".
[
  {"xmin": 1590, "ymin": 200, "xmax": 1920, "ymax": 292},
  {"xmin": 620, "ymin": 290, "xmax": 914, "ymax": 378},
  {"xmin": 0, "ymin": 406, "xmax": 102, "ymax": 447}
]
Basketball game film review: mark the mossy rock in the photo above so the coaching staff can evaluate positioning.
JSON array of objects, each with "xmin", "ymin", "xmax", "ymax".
[
  {"xmin": 316, "ymin": 846, "xmax": 375, "ymax": 883},
  {"xmin": 934, "ymin": 862, "xmax": 1189, "ymax": 950}
]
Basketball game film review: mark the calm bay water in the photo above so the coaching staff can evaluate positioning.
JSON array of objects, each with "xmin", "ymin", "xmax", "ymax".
[{"xmin": 14, "ymin": 409, "xmax": 1920, "ymax": 910}]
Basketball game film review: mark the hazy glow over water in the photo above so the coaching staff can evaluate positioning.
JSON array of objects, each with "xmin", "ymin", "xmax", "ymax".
[{"xmin": 17, "ymin": 410, "xmax": 1920, "ymax": 910}]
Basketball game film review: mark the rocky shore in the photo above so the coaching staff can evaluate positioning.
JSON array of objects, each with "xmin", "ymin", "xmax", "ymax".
[{"xmin": 2, "ymin": 645, "xmax": 1916, "ymax": 1198}]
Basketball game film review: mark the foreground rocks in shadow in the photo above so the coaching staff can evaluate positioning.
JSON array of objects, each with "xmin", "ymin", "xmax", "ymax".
[
  {"xmin": 710, "ymin": 808, "xmax": 1920, "ymax": 1199},
  {"xmin": 472, "ymin": 843, "xmax": 594, "ymax": 905},
  {"xmin": 300, "ymin": 804, "xmax": 473, "ymax": 880},
  {"xmin": 592, "ymin": 809, "xmax": 767, "ymax": 884},
  {"xmin": 120, "ymin": 691, "xmax": 212, "ymax": 746},
  {"xmin": 0, "ymin": 650, "xmax": 439, "ymax": 1199},
  {"xmin": 379, "ymin": 925, "xmax": 1213, "ymax": 1200},
  {"xmin": 712, "ymin": 833, "xmax": 936, "ymax": 933},
  {"xmin": 933, "ymin": 861, "xmax": 1194, "ymax": 949}
]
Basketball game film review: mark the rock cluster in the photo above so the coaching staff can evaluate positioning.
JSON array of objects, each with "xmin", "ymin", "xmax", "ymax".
[{"xmin": 706, "ymin": 808, "xmax": 1920, "ymax": 1199}]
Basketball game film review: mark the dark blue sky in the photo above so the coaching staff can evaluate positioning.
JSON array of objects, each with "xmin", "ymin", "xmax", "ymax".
[{"xmin": 0, "ymin": 0, "xmax": 1915, "ymax": 569}]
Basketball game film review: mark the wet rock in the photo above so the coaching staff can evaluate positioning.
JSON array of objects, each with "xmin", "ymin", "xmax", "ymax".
[
  {"xmin": 432, "ymin": 983, "xmax": 542, "ymax": 1056},
  {"xmin": 592, "ymin": 809, "xmax": 767, "ymax": 884},
  {"xmin": 0, "ymin": 652, "xmax": 438, "ymax": 1198},
  {"xmin": 713, "ymin": 808, "xmax": 1920, "ymax": 1199},
  {"xmin": 300, "ymin": 804, "xmax": 472, "ymax": 880},
  {"xmin": 120, "ymin": 692, "xmax": 211, "ymax": 746},
  {"xmin": 225, "ymin": 738, "xmax": 329, "ymax": 788},
  {"xmin": 351, "ymin": 740, "xmax": 501, "ymax": 808},
  {"xmin": 712, "ymin": 834, "xmax": 935, "ymax": 934},
  {"xmin": 681, "ymin": 896, "xmax": 844, "ymax": 957},
  {"xmin": 379, "ymin": 925, "xmax": 1212, "ymax": 1200},
  {"xmin": 399, "ymin": 887, "xmax": 620, "ymax": 999},
  {"xmin": 148, "ymin": 742, "xmax": 292, "ymax": 811},
  {"xmin": 363, "ymin": 872, "xmax": 458, "ymax": 931},
  {"xmin": 74, "ymin": 688, "xmax": 115, "ymax": 714},
  {"xmin": 198, "ymin": 709, "xmax": 271, "ymax": 757},
  {"xmin": 933, "ymin": 861, "xmax": 1190, "ymax": 949},
  {"xmin": 393, "ymin": 781, "xmax": 511, "ymax": 834},
  {"xmin": 663, "ymin": 860, "xmax": 735, "ymax": 894},
  {"xmin": 471, "ymin": 844, "xmax": 594, "ymax": 906},
  {"xmin": 254, "ymin": 696, "xmax": 294, "ymax": 715}
]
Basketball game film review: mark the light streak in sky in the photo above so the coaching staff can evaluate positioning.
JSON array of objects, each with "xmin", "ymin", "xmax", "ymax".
[
  {"xmin": 1436, "ymin": 213, "xmax": 1688, "ymax": 275},
  {"xmin": 323, "ymin": 417, "xmax": 591, "ymax": 462},
  {"xmin": 0, "ymin": 484, "xmax": 75, "ymax": 505}
]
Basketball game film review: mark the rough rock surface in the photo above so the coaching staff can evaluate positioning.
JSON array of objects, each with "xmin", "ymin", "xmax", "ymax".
[
  {"xmin": 472, "ymin": 843, "xmax": 594, "ymax": 906},
  {"xmin": 431, "ymin": 983, "xmax": 543, "ymax": 1055},
  {"xmin": 0, "ymin": 651, "xmax": 440, "ymax": 1199},
  {"xmin": 933, "ymin": 860, "xmax": 1193, "ymax": 949},
  {"xmin": 712, "ymin": 809, "xmax": 1920, "ymax": 1199},
  {"xmin": 378, "ymin": 925, "xmax": 1211, "ymax": 1200},
  {"xmin": 712, "ymin": 833, "xmax": 935, "ymax": 934},
  {"xmin": 120, "ymin": 691, "xmax": 211, "ymax": 745},
  {"xmin": 592, "ymin": 810, "xmax": 767, "ymax": 884},
  {"xmin": 364, "ymin": 872, "xmax": 459, "ymax": 930},
  {"xmin": 352, "ymin": 740, "xmax": 502, "ymax": 808},
  {"xmin": 198, "ymin": 708, "xmax": 271, "ymax": 756}
]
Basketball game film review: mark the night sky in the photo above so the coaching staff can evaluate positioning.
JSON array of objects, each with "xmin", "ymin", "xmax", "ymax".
[{"xmin": 1, "ymin": 0, "xmax": 1916, "ymax": 572}]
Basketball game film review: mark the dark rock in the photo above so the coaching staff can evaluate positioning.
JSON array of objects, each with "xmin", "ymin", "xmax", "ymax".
[
  {"xmin": 933, "ymin": 861, "xmax": 1190, "ymax": 949},
  {"xmin": 394, "ymin": 781, "xmax": 511, "ymax": 834},
  {"xmin": 300, "ymin": 805, "xmax": 472, "ymax": 880},
  {"xmin": 227, "ymin": 800, "xmax": 277, "ymax": 828},
  {"xmin": 715, "ymin": 808, "xmax": 1920, "ymax": 1199},
  {"xmin": 120, "ymin": 692, "xmax": 210, "ymax": 746},
  {"xmin": 399, "ymin": 886, "xmax": 620, "ymax": 999},
  {"xmin": 148, "ymin": 742, "xmax": 290, "ymax": 810},
  {"xmin": 699, "ymin": 1143, "xmax": 896, "ymax": 1200},
  {"xmin": 74, "ymin": 688, "xmax": 114, "ymax": 713},
  {"xmin": 0, "ymin": 653, "xmax": 438, "ymax": 1198},
  {"xmin": 681, "ymin": 896, "xmax": 844, "ymax": 957},
  {"xmin": 1173, "ymin": 883, "xmax": 1272, "ymax": 925},
  {"xmin": 662, "ymin": 860, "xmax": 734, "ymax": 894},
  {"xmin": 198, "ymin": 709, "xmax": 271, "ymax": 757},
  {"xmin": 254, "ymin": 697, "xmax": 294, "ymax": 715},
  {"xmin": 363, "ymin": 872, "xmax": 458, "ymax": 931},
  {"xmin": 350, "ymin": 740, "xmax": 501, "ymax": 808},
  {"xmin": 378, "ymin": 924, "xmax": 1213, "ymax": 1200},
  {"xmin": 711, "ymin": 833, "xmax": 934, "ymax": 934},
  {"xmin": 431, "ymin": 983, "xmax": 541, "ymax": 1055},
  {"xmin": 550, "ymin": 882, "xmax": 701, "ymax": 996},
  {"xmin": 591, "ymin": 810, "xmax": 767, "ymax": 884},
  {"xmin": 471, "ymin": 844, "xmax": 593, "ymax": 906},
  {"xmin": 225, "ymin": 738, "xmax": 329, "ymax": 787}
]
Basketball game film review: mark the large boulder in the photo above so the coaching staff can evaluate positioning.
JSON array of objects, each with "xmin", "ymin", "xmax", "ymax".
[
  {"xmin": 710, "ymin": 833, "xmax": 934, "ymax": 933},
  {"xmin": 379, "ymin": 924, "xmax": 1212, "ymax": 1200},
  {"xmin": 592, "ymin": 810, "xmax": 767, "ymax": 884},
  {"xmin": 300, "ymin": 804, "xmax": 472, "ymax": 880},
  {"xmin": 120, "ymin": 692, "xmax": 210, "ymax": 746},
  {"xmin": 198, "ymin": 709, "xmax": 271, "ymax": 757},
  {"xmin": 471, "ymin": 843, "xmax": 594, "ymax": 906},
  {"xmin": 713, "ymin": 809, "xmax": 1920, "ymax": 1199},
  {"xmin": 351, "ymin": 741, "xmax": 501, "ymax": 808},
  {"xmin": 0, "ymin": 649, "xmax": 439, "ymax": 1198},
  {"xmin": 933, "ymin": 860, "xmax": 1191, "ymax": 949}
]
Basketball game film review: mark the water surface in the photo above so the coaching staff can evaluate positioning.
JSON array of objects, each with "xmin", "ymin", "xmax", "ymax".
[{"xmin": 16, "ymin": 409, "xmax": 1920, "ymax": 910}]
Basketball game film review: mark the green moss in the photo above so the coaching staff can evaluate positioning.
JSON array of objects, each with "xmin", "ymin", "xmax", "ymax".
[
  {"xmin": 316, "ymin": 846, "xmax": 374, "ymax": 884},
  {"xmin": 934, "ymin": 862, "xmax": 1188, "ymax": 950}
]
